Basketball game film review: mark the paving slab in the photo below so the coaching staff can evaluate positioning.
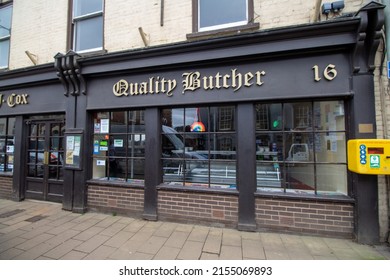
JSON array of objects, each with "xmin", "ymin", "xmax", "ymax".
[{"xmin": 0, "ymin": 199, "xmax": 389, "ymax": 260}]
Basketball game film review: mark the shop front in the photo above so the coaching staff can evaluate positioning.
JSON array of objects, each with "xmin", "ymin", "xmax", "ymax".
[{"xmin": 0, "ymin": 3, "xmax": 384, "ymax": 244}]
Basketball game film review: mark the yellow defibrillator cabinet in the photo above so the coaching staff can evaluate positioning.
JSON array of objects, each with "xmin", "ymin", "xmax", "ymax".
[{"xmin": 347, "ymin": 139, "xmax": 390, "ymax": 175}]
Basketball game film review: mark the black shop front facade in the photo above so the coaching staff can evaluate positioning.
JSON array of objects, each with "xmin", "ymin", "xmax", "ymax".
[{"xmin": 0, "ymin": 4, "xmax": 384, "ymax": 244}]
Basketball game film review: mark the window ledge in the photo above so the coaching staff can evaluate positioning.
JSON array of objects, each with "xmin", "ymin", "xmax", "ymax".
[
  {"xmin": 76, "ymin": 49, "xmax": 107, "ymax": 58},
  {"xmin": 87, "ymin": 178, "xmax": 144, "ymax": 189},
  {"xmin": 187, "ymin": 22, "xmax": 260, "ymax": 41},
  {"xmin": 157, "ymin": 183, "xmax": 239, "ymax": 196},
  {"xmin": 255, "ymin": 190, "xmax": 355, "ymax": 203}
]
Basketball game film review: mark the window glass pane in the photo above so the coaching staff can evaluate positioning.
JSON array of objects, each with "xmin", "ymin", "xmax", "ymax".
[
  {"xmin": 285, "ymin": 102, "xmax": 312, "ymax": 130},
  {"xmin": 162, "ymin": 108, "xmax": 184, "ymax": 132},
  {"xmin": 199, "ymin": 0, "xmax": 247, "ymax": 29},
  {"xmin": 257, "ymin": 162, "xmax": 282, "ymax": 189},
  {"xmin": 286, "ymin": 163, "xmax": 315, "ymax": 193},
  {"xmin": 129, "ymin": 110, "xmax": 145, "ymax": 133},
  {"xmin": 316, "ymin": 164, "xmax": 347, "ymax": 195},
  {"xmin": 209, "ymin": 133, "xmax": 236, "ymax": 159},
  {"xmin": 314, "ymin": 101, "xmax": 345, "ymax": 131},
  {"xmin": 111, "ymin": 111, "xmax": 126, "ymax": 133},
  {"xmin": 209, "ymin": 161, "xmax": 236, "ymax": 188},
  {"xmin": 183, "ymin": 133, "xmax": 208, "ymax": 158},
  {"xmin": 127, "ymin": 158, "xmax": 145, "ymax": 181},
  {"xmin": 7, "ymin": 118, "xmax": 15, "ymax": 135},
  {"xmin": 163, "ymin": 159, "xmax": 184, "ymax": 185},
  {"xmin": 0, "ymin": 40, "xmax": 10, "ymax": 68},
  {"xmin": 92, "ymin": 157, "xmax": 106, "ymax": 179},
  {"xmin": 210, "ymin": 106, "xmax": 235, "ymax": 132},
  {"xmin": 75, "ymin": 16, "xmax": 103, "ymax": 51},
  {"xmin": 256, "ymin": 104, "xmax": 282, "ymax": 131},
  {"xmin": 0, "ymin": 5, "xmax": 12, "ymax": 37},
  {"xmin": 315, "ymin": 132, "xmax": 346, "ymax": 163},
  {"xmin": 109, "ymin": 157, "xmax": 126, "ymax": 180},
  {"xmin": 285, "ymin": 133, "xmax": 313, "ymax": 162},
  {"xmin": 128, "ymin": 134, "xmax": 145, "ymax": 158},
  {"xmin": 0, "ymin": 119, "xmax": 6, "ymax": 135},
  {"xmin": 73, "ymin": 0, "xmax": 102, "ymax": 17},
  {"xmin": 256, "ymin": 132, "xmax": 282, "ymax": 161}
]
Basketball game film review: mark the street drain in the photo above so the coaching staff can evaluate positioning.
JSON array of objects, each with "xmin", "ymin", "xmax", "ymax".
[
  {"xmin": 25, "ymin": 215, "xmax": 47, "ymax": 222},
  {"xmin": 0, "ymin": 209, "xmax": 26, "ymax": 218}
]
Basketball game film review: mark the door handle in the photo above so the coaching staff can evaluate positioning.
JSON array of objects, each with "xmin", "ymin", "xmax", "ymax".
[{"xmin": 43, "ymin": 151, "xmax": 49, "ymax": 165}]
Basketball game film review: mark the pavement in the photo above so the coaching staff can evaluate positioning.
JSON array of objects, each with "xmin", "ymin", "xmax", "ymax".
[{"xmin": 0, "ymin": 198, "xmax": 389, "ymax": 260}]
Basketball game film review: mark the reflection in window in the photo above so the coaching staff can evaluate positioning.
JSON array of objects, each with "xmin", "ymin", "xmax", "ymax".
[
  {"xmin": 162, "ymin": 106, "xmax": 236, "ymax": 189},
  {"xmin": 255, "ymin": 101, "xmax": 347, "ymax": 195},
  {"xmin": 92, "ymin": 110, "xmax": 145, "ymax": 183},
  {"xmin": 197, "ymin": 0, "xmax": 249, "ymax": 32},
  {"xmin": 0, "ymin": 4, "xmax": 12, "ymax": 68},
  {"xmin": 0, "ymin": 117, "xmax": 15, "ymax": 173},
  {"xmin": 72, "ymin": 0, "xmax": 103, "ymax": 52}
]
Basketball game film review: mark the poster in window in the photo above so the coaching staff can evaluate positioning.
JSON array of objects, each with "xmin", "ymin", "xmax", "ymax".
[{"xmin": 100, "ymin": 119, "xmax": 109, "ymax": 133}]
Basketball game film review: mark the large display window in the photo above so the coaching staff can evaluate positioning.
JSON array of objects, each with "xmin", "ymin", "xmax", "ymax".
[
  {"xmin": 92, "ymin": 110, "xmax": 145, "ymax": 183},
  {"xmin": 162, "ymin": 106, "xmax": 236, "ymax": 189},
  {"xmin": 255, "ymin": 100, "xmax": 347, "ymax": 195}
]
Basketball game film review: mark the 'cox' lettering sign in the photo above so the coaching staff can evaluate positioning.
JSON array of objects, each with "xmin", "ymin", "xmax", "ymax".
[{"xmin": 0, "ymin": 93, "xmax": 29, "ymax": 108}]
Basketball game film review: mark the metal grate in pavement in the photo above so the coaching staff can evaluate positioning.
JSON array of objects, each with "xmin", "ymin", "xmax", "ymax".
[
  {"xmin": 25, "ymin": 215, "xmax": 48, "ymax": 223},
  {"xmin": 0, "ymin": 209, "xmax": 26, "ymax": 218}
]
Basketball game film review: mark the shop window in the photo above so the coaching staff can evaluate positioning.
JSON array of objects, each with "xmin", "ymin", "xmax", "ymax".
[
  {"xmin": 0, "ymin": 3, "xmax": 12, "ymax": 69},
  {"xmin": 92, "ymin": 110, "xmax": 145, "ymax": 183},
  {"xmin": 72, "ymin": 0, "xmax": 103, "ymax": 53},
  {"xmin": 193, "ymin": 0, "xmax": 253, "ymax": 32},
  {"xmin": 0, "ymin": 117, "xmax": 15, "ymax": 174},
  {"xmin": 255, "ymin": 101, "xmax": 347, "ymax": 195},
  {"xmin": 162, "ymin": 106, "xmax": 236, "ymax": 189}
]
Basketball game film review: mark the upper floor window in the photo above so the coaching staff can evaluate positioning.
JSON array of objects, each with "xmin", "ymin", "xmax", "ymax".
[
  {"xmin": 72, "ymin": 0, "xmax": 103, "ymax": 53},
  {"xmin": 0, "ymin": 4, "xmax": 12, "ymax": 69},
  {"xmin": 195, "ymin": 0, "xmax": 252, "ymax": 32}
]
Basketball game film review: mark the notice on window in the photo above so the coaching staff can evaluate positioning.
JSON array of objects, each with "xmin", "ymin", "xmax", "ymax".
[{"xmin": 100, "ymin": 119, "xmax": 109, "ymax": 133}]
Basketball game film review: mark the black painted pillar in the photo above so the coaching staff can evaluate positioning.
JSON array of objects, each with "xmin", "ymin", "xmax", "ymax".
[
  {"xmin": 237, "ymin": 103, "xmax": 257, "ymax": 231},
  {"xmin": 12, "ymin": 116, "xmax": 25, "ymax": 201},
  {"xmin": 351, "ymin": 74, "xmax": 379, "ymax": 244},
  {"xmin": 143, "ymin": 107, "xmax": 161, "ymax": 220}
]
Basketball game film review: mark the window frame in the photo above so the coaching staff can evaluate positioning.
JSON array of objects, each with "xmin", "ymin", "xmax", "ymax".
[
  {"xmin": 255, "ymin": 100, "xmax": 348, "ymax": 196},
  {"xmin": 161, "ymin": 106, "xmax": 237, "ymax": 190},
  {"xmin": 71, "ymin": 0, "xmax": 104, "ymax": 53},
  {"xmin": 192, "ymin": 0, "xmax": 255, "ymax": 33},
  {"xmin": 0, "ymin": 3, "xmax": 12, "ymax": 69},
  {"xmin": 91, "ymin": 110, "xmax": 146, "ymax": 183}
]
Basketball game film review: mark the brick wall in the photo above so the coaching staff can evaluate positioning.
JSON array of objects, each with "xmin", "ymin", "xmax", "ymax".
[
  {"xmin": 0, "ymin": 175, "xmax": 12, "ymax": 199},
  {"xmin": 255, "ymin": 197, "xmax": 354, "ymax": 238},
  {"xmin": 157, "ymin": 190, "xmax": 238, "ymax": 227},
  {"xmin": 87, "ymin": 184, "xmax": 144, "ymax": 216}
]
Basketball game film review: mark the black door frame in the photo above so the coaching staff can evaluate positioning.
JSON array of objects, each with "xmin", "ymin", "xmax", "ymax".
[{"xmin": 24, "ymin": 115, "xmax": 65, "ymax": 203}]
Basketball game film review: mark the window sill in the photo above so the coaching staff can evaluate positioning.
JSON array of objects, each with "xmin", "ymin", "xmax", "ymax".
[
  {"xmin": 87, "ymin": 178, "xmax": 144, "ymax": 189},
  {"xmin": 187, "ymin": 22, "xmax": 260, "ymax": 41},
  {"xmin": 157, "ymin": 183, "xmax": 239, "ymax": 196},
  {"xmin": 255, "ymin": 189, "xmax": 354, "ymax": 203},
  {"xmin": 76, "ymin": 49, "xmax": 107, "ymax": 57}
]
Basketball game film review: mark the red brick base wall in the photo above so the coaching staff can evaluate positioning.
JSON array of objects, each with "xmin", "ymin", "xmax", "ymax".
[
  {"xmin": 157, "ymin": 190, "xmax": 238, "ymax": 227},
  {"xmin": 87, "ymin": 184, "xmax": 144, "ymax": 216},
  {"xmin": 0, "ymin": 176, "xmax": 12, "ymax": 199},
  {"xmin": 255, "ymin": 197, "xmax": 354, "ymax": 238}
]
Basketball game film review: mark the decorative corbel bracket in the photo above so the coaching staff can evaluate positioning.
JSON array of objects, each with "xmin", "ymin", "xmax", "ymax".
[
  {"xmin": 352, "ymin": 1, "xmax": 385, "ymax": 74},
  {"xmin": 54, "ymin": 51, "xmax": 87, "ymax": 96}
]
